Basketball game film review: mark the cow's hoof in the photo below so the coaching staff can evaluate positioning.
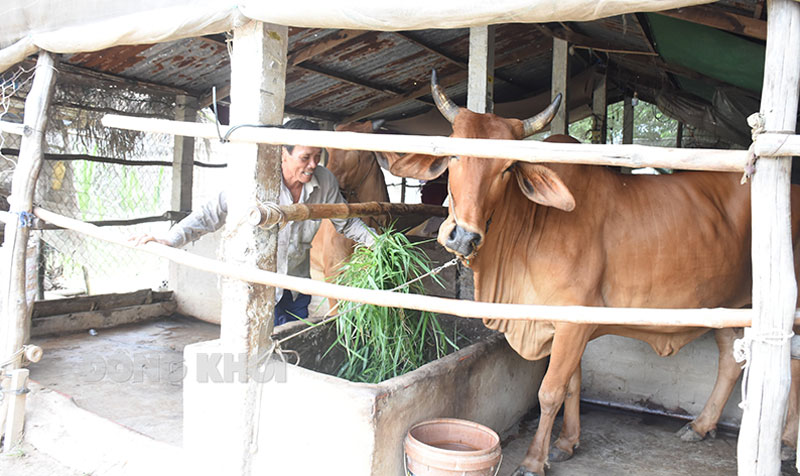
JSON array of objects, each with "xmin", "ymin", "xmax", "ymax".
[
  {"xmin": 676, "ymin": 423, "xmax": 705, "ymax": 442},
  {"xmin": 548, "ymin": 446, "xmax": 574, "ymax": 463},
  {"xmin": 511, "ymin": 466, "xmax": 542, "ymax": 476},
  {"xmin": 781, "ymin": 443, "xmax": 796, "ymax": 462}
]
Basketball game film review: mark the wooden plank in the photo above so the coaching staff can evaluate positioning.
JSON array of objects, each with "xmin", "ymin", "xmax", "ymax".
[
  {"xmin": 34, "ymin": 206, "xmax": 800, "ymax": 330},
  {"xmin": 31, "ymin": 289, "xmax": 172, "ymax": 318},
  {"xmin": 659, "ymin": 5, "xmax": 767, "ymax": 41},
  {"xmin": 1, "ymin": 369, "xmax": 29, "ymax": 451},
  {"xmin": 101, "ymin": 113, "xmax": 752, "ymax": 172},
  {"xmin": 737, "ymin": 0, "xmax": 800, "ymax": 474},
  {"xmin": 172, "ymin": 95, "xmax": 197, "ymax": 214},
  {"xmin": 538, "ymin": 25, "xmax": 658, "ymax": 56},
  {"xmin": 30, "ymin": 301, "xmax": 177, "ymax": 337},
  {"xmin": 468, "ymin": 26, "xmax": 495, "ymax": 114},
  {"xmin": 551, "ymin": 37, "xmax": 569, "ymax": 135}
]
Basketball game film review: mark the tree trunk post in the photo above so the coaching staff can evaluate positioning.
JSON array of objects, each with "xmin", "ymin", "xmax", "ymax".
[
  {"xmin": 738, "ymin": 0, "xmax": 800, "ymax": 474},
  {"xmin": 0, "ymin": 51, "xmax": 57, "ymax": 448}
]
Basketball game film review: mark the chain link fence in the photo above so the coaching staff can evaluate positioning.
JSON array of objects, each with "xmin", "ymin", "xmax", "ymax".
[{"xmin": 1, "ymin": 65, "xmax": 214, "ymax": 298}]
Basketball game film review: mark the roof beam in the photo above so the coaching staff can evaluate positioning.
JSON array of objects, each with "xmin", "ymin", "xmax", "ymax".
[
  {"xmin": 294, "ymin": 63, "xmax": 431, "ymax": 105},
  {"xmin": 288, "ymin": 29, "xmax": 370, "ymax": 66},
  {"xmin": 536, "ymin": 24, "xmax": 658, "ymax": 56},
  {"xmin": 394, "ymin": 31, "xmax": 534, "ymax": 93},
  {"xmin": 657, "ymin": 5, "xmax": 767, "ymax": 41},
  {"xmin": 342, "ymin": 41, "xmax": 551, "ymax": 122}
]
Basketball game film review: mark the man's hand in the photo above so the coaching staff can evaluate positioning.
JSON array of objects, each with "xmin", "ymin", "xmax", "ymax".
[{"xmin": 129, "ymin": 234, "xmax": 172, "ymax": 247}]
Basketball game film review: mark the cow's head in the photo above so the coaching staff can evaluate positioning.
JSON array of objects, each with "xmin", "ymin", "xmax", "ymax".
[{"xmin": 388, "ymin": 71, "xmax": 574, "ymax": 261}]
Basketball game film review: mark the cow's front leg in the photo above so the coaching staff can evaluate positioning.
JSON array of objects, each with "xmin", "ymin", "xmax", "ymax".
[
  {"xmin": 549, "ymin": 364, "xmax": 582, "ymax": 462},
  {"xmin": 514, "ymin": 324, "xmax": 594, "ymax": 476},
  {"xmin": 677, "ymin": 327, "xmax": 743, "ymax": 442}
]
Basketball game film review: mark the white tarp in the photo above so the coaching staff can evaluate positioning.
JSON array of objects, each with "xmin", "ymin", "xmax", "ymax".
[{"xmin": 1, "ymin": 0, "xmax": 716, "ymax": 74}]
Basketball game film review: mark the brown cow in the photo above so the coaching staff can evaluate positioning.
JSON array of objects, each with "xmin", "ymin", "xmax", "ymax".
[
  {"xmin": 387, "ymin": 71, "xmax": 800, "ymax": 475},
  {"xmin": 309, "ymin": 120, "xmax": 390, "ymax": 310}
]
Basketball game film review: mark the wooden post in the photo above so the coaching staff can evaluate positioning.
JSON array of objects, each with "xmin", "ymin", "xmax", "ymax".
[
  {"xmin": 591, "ymin": 72, "xmax": 607, "ymax": 144},
  {"xmin": 2, "ymin": 369, "xmax": 30, "ymax": 449},
  {"xmin": 551, "ymin": 38, "xmax": 569, "ymax": 135},
  {"xmin": 676, "ymin": 122, "xmax": 684, "ymax": 148},
  {"xmin": 622, "ymin": 94, "xmax": 634, "ymax": 145},
  {"xmin": 0, "ymin": 51, "xmax": 56, "ymax": 446},
  {"xmin": 171, "ymin": 95, "xmax": 197, "ymax": 215},
  {"xmin": 738, "ymin": 0, "xmax": 800, "ymax": 474},
  {"xmin": 219, "ymin": 20, "xmax": 287, "ymax": 475},
  {"xmin": 468, "ymin": 25, "xmax": 495, "ymax": 114}
]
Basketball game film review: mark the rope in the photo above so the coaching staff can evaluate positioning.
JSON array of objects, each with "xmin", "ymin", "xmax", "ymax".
[
  {"xmin": 741, "ymin": 112, "xmax": 765, "ymax": 184},
  {"xmin": 733, "ymin": 327, "xmax": 794, "ymax": 410},
  {"xmin": 276, "ymin": 257, "xmax": 459, "ymax": 348}
]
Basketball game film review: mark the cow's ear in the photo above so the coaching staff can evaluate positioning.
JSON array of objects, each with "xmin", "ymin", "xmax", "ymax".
[
  {"xmin": 384, "ymin": 152, "xmax": 447, "ymax": 180},
  {"xmin": 514, "ymin": 163, "xmax": 575, "ymax": 211}
]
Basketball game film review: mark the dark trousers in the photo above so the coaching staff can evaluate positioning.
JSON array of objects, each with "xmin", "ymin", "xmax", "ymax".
[{"xmin": 274, "ymin": 291, "xmax": 311, "ymax": 326}]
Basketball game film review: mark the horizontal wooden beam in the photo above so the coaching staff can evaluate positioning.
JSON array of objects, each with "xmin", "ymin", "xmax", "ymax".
[
  {"xmin": 537, "ymin": 25, "xmax": 658, "ymax": 56},
  {"xmin": 102, "ymin": 113, "xmax": 750, "ymax": 172},
  {"xmin": 31, "ymin": 302, "xmax": 177, "ymax": 337},
  {"xmin": 658, "ymin": 5, "xmax": 767, "ymax": 41},
  {"xmin": 32, "ymin": 206, "xmax": 800, "ymax": 329},
  {"xmin": 754, "ymin": 133, "xmax": 800, "ymax": 157},
  {"xmin": 0, "ymin": 121, "xmax": 25, "ymax": 136},
  {"xmin": 249, "ymin": 201, "xmax": 448, "ymax": 227}
]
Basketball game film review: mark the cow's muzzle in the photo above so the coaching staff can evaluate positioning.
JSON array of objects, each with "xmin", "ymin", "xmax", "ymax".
[{"xmin": 443, "ymin": 225, "xmax": 483, "ymax": 260}]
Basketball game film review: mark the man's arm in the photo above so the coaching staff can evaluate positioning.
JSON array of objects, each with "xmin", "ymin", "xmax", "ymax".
[{"xmin": 132, "ymin": 191, "xmax": 228, "ymax": 248}]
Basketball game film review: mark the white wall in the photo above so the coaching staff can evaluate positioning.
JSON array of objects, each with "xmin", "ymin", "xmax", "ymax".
[{"xmin": 582, "ymin": 332, "xmax": 742, "ymax": 428}]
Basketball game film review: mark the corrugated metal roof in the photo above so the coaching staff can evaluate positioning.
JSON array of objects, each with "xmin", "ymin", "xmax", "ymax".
[{"xmin": 50, "ymin": 3, "xmax": 767, "ymax": 125}]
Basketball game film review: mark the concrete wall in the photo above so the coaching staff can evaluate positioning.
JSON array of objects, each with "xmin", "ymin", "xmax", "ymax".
[
  {"xmin": 169, "ymin": 231, "xmax": 221, "ymax": 324},
  {"xmin": 582, "ymin": 332, "xmax": 742, "ymax": 428}
]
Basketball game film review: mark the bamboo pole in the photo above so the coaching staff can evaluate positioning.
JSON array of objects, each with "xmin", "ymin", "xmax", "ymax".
[
  {"xmin": 0, "ymin": 51, "xmax": 57, "ymax": 448},
  {"xmin": 101, "ymin": 114, "xmax": 750, "ymax": 172},
  {"xmin": 738, "ymin": 0, "xmax": 800, "ymax": 474},
  {"xmin": 32, "ymin": 206, "xmax": 800, "ymax": 329},
  {"xmin": 754, "ymin": 132, "xmax": 800, "ymax": 157},
  {"xmin": 248, "ymin": 202, "xmax": 448, "ymax": 227}
]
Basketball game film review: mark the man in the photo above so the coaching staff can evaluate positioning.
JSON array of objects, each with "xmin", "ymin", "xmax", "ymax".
[{"xmin": 134, "ymin": 118, "xmax": 375, "ymax": 325}]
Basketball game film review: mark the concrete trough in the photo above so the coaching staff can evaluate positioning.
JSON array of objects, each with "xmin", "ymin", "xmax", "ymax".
[{"xmin": 183, "ymin": 316, "xmax": 546, "ymax": 475}]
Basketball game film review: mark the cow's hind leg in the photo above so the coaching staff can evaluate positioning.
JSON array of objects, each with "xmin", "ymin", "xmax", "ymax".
[
  {"xmin": 514, "ymin": 324, "xmax": 594, "ymax": 476},
  {"xmin": 548, "ymin": 364, "xmax": 582, "ymax": 462},
  {"xmin": 676, "ymin": 327, "xmax": 743, "ymax": 442}
]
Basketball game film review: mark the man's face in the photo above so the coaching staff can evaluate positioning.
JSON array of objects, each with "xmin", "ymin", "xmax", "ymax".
[{"xmin": 282, "ymin": 145, "xmax": 322, "ymax": 186}]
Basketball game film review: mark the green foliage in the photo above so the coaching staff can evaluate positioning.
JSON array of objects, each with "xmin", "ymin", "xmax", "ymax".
[
  {"xmin": 332, "ymin": 229, "xmax": 457, "ymax": 383},
  {"xmin": 569, "ymin": 100, "xmax": 679, "ymax": 146}
]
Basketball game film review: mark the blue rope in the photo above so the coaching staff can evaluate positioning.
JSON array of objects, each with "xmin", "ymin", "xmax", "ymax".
[{"xmin": 17, "ymin": 211, "xmax": 34, "ymax": 228}]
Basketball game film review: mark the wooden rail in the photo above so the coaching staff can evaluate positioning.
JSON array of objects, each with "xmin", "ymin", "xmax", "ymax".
[
  {"xmin": 101, "ymin": 114, "xmax": 750, "ymax": 172},
  {"xmin": 32, "ymin": 206, "xmax": 800, "ymax": 329}
]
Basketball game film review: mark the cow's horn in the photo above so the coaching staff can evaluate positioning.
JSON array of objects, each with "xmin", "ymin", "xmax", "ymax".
[
  {"xmin": 431, "ymin": 69, "xmax": 459, "ymax": 124},
  {"xmin": 522, "ymin": 93, "xmax": 563, "ymax": 138}
]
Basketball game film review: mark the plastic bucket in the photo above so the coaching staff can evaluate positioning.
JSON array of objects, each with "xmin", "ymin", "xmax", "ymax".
[{"xmin": 404, "ymin": 418, "xmax": 502, "ymax": 476}]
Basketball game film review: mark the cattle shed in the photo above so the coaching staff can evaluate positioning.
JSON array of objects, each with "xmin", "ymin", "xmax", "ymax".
[{"xmin": 1, "ymin": 1, "xmax": 800, "ymax": 475}]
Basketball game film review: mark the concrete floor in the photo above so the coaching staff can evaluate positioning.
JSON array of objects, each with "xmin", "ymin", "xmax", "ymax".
[
  {"xmin": 27, "ymin": 314, "xmax": 219, "ymax": 446},
  {"xmin": 17, "ymin": 315, "xmax": 800, "ymax": 475}
]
